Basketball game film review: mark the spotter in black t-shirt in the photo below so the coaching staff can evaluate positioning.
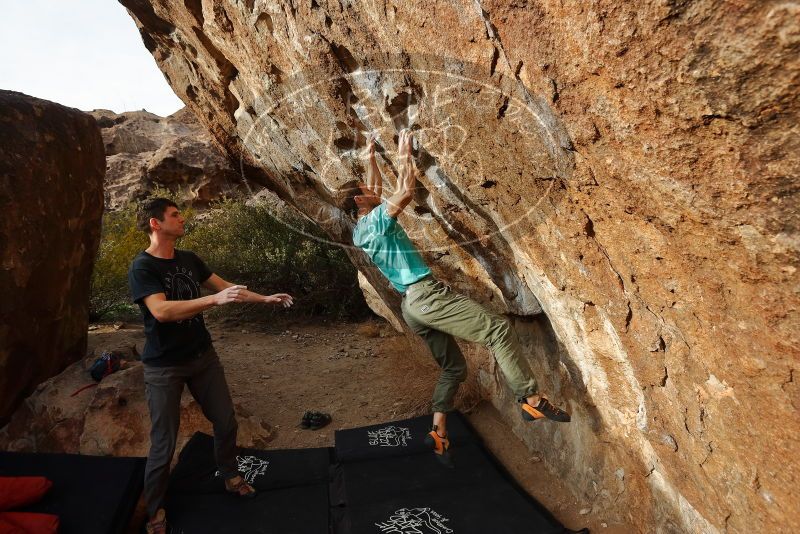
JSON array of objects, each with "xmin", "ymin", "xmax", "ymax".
[{"xmin": 128, "ymin": 249, "xmax": 213, "ymax": 366}]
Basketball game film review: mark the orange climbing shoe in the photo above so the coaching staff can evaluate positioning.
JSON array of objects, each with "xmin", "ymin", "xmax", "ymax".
[
  {"xmin": 424, "ymin": 425, "xmax": 454, "ymax": 468},
  {"xmin": 521, "ymin": 397, "xmax": 571, "ymax": 422},
  {"xmin": 424, "ymin": 426, "xmax": 450, "ymax": 455}
]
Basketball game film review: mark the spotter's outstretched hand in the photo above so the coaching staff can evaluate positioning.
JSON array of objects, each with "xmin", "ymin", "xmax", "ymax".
[{"xmin": 264, "ymin": 293, "xmax": 294, "ymax": 308}]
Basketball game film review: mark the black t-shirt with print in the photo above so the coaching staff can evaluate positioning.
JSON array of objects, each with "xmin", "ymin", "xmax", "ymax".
[{"xmin": 128, "ymin": 249, "xmax": 213, "ymax": 366}]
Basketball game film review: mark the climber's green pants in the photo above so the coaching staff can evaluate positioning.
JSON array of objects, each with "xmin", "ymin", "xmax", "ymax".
[{"xmin": 400, "ymin": 278, "xmax": 538, "ymax": 413}]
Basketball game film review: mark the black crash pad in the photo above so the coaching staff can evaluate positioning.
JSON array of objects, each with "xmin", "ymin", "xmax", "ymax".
[
  {"xmin": 163, "ymin": 416, "xmax": 576, "ymax": 534},
  {"xmin": 333, "ymin": 413, "xmax": 565, "ymax": 534},
  {"xmin": 334, "ymin": 411, "xmax": 476, "ymax": 462},
  {"xmin": 169, "ymin": 432, "xmax": 330, "ymax": 493},
  {"xmin": 0, "ymin": 451, "xmax": 145, "ymax": 534},
  {"xmin": 167, "ymin": 484, "xmax": 330, "ymax": 534},
  {"xmin": 165, "ymin": 432, "xmax": 331, "ymax": 534},
  {"xmin": 335, "ymin": 441, "xmax": 521, "ymax": 505}
]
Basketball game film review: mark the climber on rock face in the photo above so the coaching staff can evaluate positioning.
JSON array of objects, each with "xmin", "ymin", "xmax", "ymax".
[
  {"xmin": 347, "ymin": 129, "xmax": 570, "ymax": 461},
  {"xmin": 128, "ymin": 197, "xmax": 294, "ymax": 534}
]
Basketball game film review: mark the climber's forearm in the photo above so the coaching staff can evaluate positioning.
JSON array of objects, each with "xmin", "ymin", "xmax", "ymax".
[
  {"xmin": 366, "ymin": 151, "xmax": 383, "ymax": 197},
  {"xmin": 385, "ymin": 190, "xmax": 414, "ymax": 218}
]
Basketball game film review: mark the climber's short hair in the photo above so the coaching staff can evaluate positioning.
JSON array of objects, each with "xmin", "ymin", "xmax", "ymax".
[
  {"xmin": 338, "ymin": 181, "xmax": 361, "ymax": 220},
  {"xmin": 137, "ymin": 197, "xmax": 178, "ymax": 234},
  {"xmin": 344, "ymin": 190, "xmax": 359, "ymax": 220}
]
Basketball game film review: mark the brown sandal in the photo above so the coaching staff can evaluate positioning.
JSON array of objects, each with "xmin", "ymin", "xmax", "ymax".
[{"xmin": 225, "ymin": 475, "xmax": 257, "ymax": 498}]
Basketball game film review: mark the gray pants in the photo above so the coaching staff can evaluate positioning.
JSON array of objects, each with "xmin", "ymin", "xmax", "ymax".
[
  {"xmin": 401, "ymin": 278, "xmax": 538, "ymax": 413},
  {"xmin": 143, "ymin": 345, "xmax": 238, "ymax": 517}
]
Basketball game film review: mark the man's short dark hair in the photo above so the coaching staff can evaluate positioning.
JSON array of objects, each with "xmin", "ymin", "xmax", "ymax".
[{"xmin": 137, "ymin": 197, "xmax": 178, "ymax": 234}]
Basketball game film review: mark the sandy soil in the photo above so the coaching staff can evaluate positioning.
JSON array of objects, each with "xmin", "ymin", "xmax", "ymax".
[{"xmin": 89, "ymin": 317, "xmax": 631, "ymax": 533}]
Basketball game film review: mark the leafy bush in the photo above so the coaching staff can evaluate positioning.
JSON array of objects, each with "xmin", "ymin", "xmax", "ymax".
[
  {"xmin": 89, "ymin": 197, "xmax": 370, "ymax": 322},
  {"xmin": 89, "ymin": 204, "xmax": 146, "ymax": 321}
]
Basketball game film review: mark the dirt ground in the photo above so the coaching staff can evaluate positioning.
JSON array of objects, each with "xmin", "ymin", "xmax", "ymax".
[{"xmin": 88, "ymin": 317, "xmax": 631, "ymax": 533}]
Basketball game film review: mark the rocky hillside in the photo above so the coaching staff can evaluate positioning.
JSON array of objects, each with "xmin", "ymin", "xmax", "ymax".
[
  {"xmin": 90, "ymin": 107, "xmax": 247, "ymax": 209},
  {"xmin": 119, "ymin": 1, "xmax": 799, "ymax": 532}
]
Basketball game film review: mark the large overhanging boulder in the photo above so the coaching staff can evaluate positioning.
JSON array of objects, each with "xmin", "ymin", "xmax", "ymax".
[
  {"xmin": 0, "ymin": 90, "xmax": 105, "ymax": 425},
  {"xmin": 119, "ymin": 2, "xmax": 798, "ymax": 532}
]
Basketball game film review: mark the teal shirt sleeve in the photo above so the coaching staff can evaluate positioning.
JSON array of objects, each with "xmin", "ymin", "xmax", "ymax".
[
  {"xmin": 353, "ymin": 203, "xmax": 431, "ymax": 293},
  {"xmin": 364, "ymin": 204, "xmax": 397, "ymax": 236}
]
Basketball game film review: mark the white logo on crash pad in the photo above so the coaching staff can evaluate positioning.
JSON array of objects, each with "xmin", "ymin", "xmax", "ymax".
[
  {"xmin": 216, "ymin": 455, "xmax": 269, "ymax": 483},
  {"xmin": 368, "ymin": 426, "xmax": 412, "ymax": 447},
  {"xmin": 237, "ymin": 455, "xmax": 269, "ymax": 483},
  {"xmin": 375, "ymin": 508, "xmax": 453, "ymax": 533}
]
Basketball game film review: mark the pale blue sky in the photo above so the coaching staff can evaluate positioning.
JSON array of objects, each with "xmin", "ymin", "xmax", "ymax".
[{"xmin": 0, "ymin": 0, "xmax": 184, "ymax": 116}]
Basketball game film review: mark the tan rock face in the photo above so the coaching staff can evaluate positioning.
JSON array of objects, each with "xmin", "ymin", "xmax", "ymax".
[
  {"xmin": 119, "ymin": 2, "xmax": 798, "ymax": 532},
  {"xmin": 0, "ymin": 351, "xmax": 274, "ymax": 457},
  {"xmin": 90, "ymin": 107, "xmax": 247, "ymax": 209},
  {"xmin": 0, "ymin": 90, "xmax": 105, "ymax": 425}
]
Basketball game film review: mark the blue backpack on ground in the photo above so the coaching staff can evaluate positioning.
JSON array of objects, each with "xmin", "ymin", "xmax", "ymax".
[{"xmin": 89, "ymin": 351, "xmax": 123, "ymax": 382}]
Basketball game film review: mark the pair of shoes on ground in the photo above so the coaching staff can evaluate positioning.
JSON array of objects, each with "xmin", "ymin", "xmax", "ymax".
[
  {"xmin": 521, "ymin": 396, "xmax": 571, "ymax": 423},
  {"xmin": 300, "ymin": 410, "xmax": 332, "ymax": 430}
]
